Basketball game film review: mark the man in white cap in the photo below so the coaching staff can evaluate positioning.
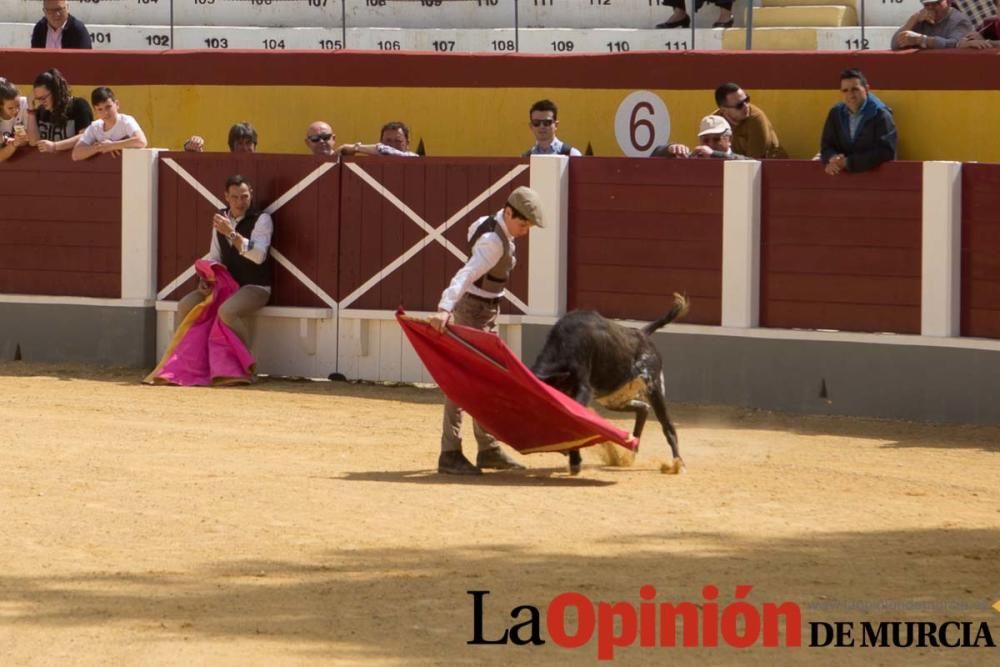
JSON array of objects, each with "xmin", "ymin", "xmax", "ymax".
[
  {"xmin": 892, "ymin": 0, "xmax": 977, "ymax": 49},
  {"xmin": 429, "ymin": 186, "xmax": 544, "ymax": 475},
  {"xmin": 652, "ymin": 115, "xmax": 749, "ymax": 160}
]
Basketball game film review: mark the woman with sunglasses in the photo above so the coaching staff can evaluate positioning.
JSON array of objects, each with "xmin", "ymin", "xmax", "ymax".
[
  {"xmin": 712, "ymin": 83, "xmax": 786, "ymax": 159},
  {"xmin": 26, "ymin": 68, "xmax": 93, "ymax": 153}
]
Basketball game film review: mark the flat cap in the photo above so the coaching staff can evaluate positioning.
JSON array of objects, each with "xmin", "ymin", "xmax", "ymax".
[{"xmin": 507, "ymin": 186, "xmax": 544, "ymax": 228}]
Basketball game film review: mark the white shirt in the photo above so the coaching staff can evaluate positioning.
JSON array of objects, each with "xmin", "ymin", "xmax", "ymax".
[
  {"xmin": 205, "ymin": 211, "xmax": 274, "ymax": 291},
  {"xmin": 375, "ymin": 143, "xmax": 419, "ymax": 157},
  {"xmin": 46, "ymin": 22, "xmax": 66, "ymax": 49},
  {"xmin": 78, "ymin": 113, "xmax": 143, "ymax": 146},
  {"xmin": 438, "ymin": 211, "xmax": 517, "ymax": 312},
  {"xmin": 527, "ymin": 137, "xmax": 583, "ymax": 157},
  {"xmin": 0, "ymin": 97, "xmax": 28, "ymax": 138}
]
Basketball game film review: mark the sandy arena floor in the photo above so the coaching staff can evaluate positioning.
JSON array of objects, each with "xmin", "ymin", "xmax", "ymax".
[{"xmin": 0, "ymin": 361, "xmax": 998, "ymax": 666}]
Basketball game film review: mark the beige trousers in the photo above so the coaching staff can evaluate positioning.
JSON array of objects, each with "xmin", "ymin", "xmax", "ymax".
[
  {"xmin": 440, "ymin": 295, "xmax": 502, "ymax": 454},
  {"xmin": 176, "ymin": 285, "xmax": 270, "ymax": 346}
]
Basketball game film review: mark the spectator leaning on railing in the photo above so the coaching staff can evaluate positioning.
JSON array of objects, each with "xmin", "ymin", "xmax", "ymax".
[
  {"xmin": 0, "ymin": 78, "xmax": 30, "ymax": 163},
  {"xmin": 341, "ymin": 121, "xmax": 420, "ymax": 157},
  {"xmin": 651, "ymin": 115, "xmax": 750, "ymax": 160},
  {"xmin": 27, "ymin": 68, "xmax": 93, "ymax": 153},
  {"xmin": 892, "ymin": 0, "xmax": 978, "ymax": 50},
  {"xmin": 820, "ymin": 69, "xmax": 897, "ymax": 175},
  {"xmin": 184, "ymin": 122, "xmax": 258, "ymax": 153},
  {"xmin": 72, "ymin": 87, "xmax": 148, "ymax": 161},
  {"xmin": 711, "ymin": 83, "xmax": 786, "ymax": 159},
  {"xmin": 31, "ymin": 0, "xmax": 92, "ymax": 50}
]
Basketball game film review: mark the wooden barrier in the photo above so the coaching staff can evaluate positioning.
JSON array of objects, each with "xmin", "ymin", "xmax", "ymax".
[
  {"xmin": 0, "ymin": 151, "xmax": 121, "ymax": 298},
  {"xmin": 156, "ymin": 152, "xmax": 340, "ymax": 308},
  {"xmin": 961, "ymin": 163, "xmax": 1000, "ymax": 339},
  {"xmin": 760, "ymin": 160, "xmax": 923, "ymax": 334},
  {"xmin": 567, "ymin": 157, "xmax": 723, "ymax": 324},
  {"xmin": 338, "ymin": 157, "xmax": 529, "ymax": 311}
]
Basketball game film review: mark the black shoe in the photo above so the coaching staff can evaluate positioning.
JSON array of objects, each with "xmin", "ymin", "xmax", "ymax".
[
  {"xmin": 438, "ymin": 451, "xmax": 482, "ymax": 475},
  {"xmin": 713, "ymin": 18, "xmax": 735, "ymax": 28},
  {"xmin": 656, "ymin": 16, "xmax": 691, "ymax": 29},
  {"xmin": 476, "ymin": 447, "xmax": 526, "ymax": 470}
]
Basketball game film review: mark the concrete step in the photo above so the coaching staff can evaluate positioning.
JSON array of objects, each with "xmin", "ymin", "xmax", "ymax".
[
  {"xmin": 4, "ymin": 0, "xmax": 756, "ymax": 29},
  {"xmin": 0, "ymin": 22, "xmax": 726, "ymax": 52},
  {"xmin": 722, "ymin": 25, "xmax": 897, "ymax": 49},
  {"xmin": 752, "ymin": 5, "xmax": 858, "ymax": 28}
]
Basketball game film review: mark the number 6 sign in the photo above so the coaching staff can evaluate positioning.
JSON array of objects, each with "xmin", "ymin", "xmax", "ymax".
[{"xmin": 615, "ymin": 91, "xmax": 670, "ymax": 157}]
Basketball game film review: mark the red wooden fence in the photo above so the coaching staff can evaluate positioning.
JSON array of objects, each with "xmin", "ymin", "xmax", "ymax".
[
  {"xmin": 961, "ymin": 164, "xmax": 1000, "ymax": 339},
  {"xmin": 567, "ymin": 158, "xmax": 724, "ymax": 325},
  {"xmin": 0, "ymin": 151, "xmax": 121, "ymax": 298},
  {"xmin": 338, "ymin": 158, "xmax": 529, "ymax": 312},
  {"xmin": 760, "ymin": 161, "xmax": 923, "ymax": 334}
]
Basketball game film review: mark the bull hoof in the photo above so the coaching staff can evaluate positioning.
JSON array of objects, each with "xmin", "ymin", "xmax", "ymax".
[
  {"xmin": 659, "ymin": 458, "xmax": 685, "ymax": 475},
  {"xmin": 568, "ymin": 461, "xmax": 582, "ymax": 476}
]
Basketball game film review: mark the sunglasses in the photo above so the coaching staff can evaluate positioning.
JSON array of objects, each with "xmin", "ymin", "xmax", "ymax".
[
  {"xmin": 530, "ymin": 119, "xmax": 555, "ymax": 127},
  {"xmin": 307, "ymin": 133, "xmax": 334, "ymax": 142},
  {"xmin": 725, "ymin": 95, "xmax": 750, "ymax": 110}
]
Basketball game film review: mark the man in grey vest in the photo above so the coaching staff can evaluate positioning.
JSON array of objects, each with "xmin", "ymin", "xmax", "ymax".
[
  {"xmin": 175, "ymin": 174, "xmax": 273, "ymax": 346},
  {"xmin": 429, "ymin": 186, "xmax": 544, "ymax": 475}
]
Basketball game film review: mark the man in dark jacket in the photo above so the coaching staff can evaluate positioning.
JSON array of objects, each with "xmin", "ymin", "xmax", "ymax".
[
  {"xmin": 31, "ymin": 1, "xmax": 93, "ymax": 50},
  {"xmin": 820, "ymin": 69, "xmax": 897, "ymax": 175}
]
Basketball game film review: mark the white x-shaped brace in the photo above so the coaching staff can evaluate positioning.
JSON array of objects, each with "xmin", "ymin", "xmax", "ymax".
[
  {"xmin": 156, "ymin": 157, "xmax": 340, "ymax": 308},
  {"xmin": 156, "ymin": 158, "xmax": 531, "ymax": 314},
  {"xmin": 340, "ymin": 161, "xmax": 530, "ymax": 312}
]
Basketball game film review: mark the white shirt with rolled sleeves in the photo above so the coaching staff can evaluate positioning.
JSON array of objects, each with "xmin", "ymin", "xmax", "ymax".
[
  {"xmin": 78, "ymin": 113, "xmax": 143, "ymax": 145},
  {"xmin": 438, "ymin": 212, "xmax": 517, "ymax": 313},
  {"xmin": 204, "ymin": 211, "xmax": 274, "ymax": 292}
]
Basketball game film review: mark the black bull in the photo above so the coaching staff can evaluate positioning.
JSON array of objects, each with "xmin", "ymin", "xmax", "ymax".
[{"xmin": 531, "ymin": 294, "xmax": 690, "ymax": 474}]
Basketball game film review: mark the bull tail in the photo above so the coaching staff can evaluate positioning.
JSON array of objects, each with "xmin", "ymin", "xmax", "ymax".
[{"xmin": 640, "ymin": 293, "xmax": 690, "ymax": 337}]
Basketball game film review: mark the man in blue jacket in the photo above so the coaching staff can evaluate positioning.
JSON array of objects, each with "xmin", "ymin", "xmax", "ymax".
[
  {"xmin": 820, "ymin": 69, "xmax": 897, "ymax": 175},
  {"xmin": 31, "ymin": 1, "xmax": 92, "ymax": 50}
]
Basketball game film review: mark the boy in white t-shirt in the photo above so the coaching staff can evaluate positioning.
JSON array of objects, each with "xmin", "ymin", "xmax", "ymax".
[
  {"xmin": 72, "ymin": 87, "xmax": 147, "ymax": 161},
  {"xmin": 0, "ymin": 78, "xmax": 30, "ymax": 163}
]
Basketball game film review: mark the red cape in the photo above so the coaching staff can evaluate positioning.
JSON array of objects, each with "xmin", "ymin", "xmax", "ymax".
[{"xmin": 397, "ymin": 310, "xmax": 637, "ymax": 454}]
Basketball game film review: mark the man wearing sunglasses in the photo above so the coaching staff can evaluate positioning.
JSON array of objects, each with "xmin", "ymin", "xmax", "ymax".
[
  {"xmin": 712, "ymin": 83, "xmax": 786, "ymax": 159},
  {"xmin": 892, "ymin": 0, "xmax": 976, "ymax": 49},
  {"xmin": 304, "ymin": 120, "xmax": 338, "ymax": 158},
  {"xmin": 523, "ymin": 99, "xmax": 581, "ymax": 158}
]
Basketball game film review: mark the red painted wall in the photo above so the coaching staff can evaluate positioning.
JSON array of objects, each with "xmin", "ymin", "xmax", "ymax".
[
  {"xmin": 567, "ymin": 158, "xmax": 723, "ymax": 325},
  {"xmin": 2, "ymin": 49, "xmax": 999, "ymax": 90},
  {"xmin": 0, "ymin": 151, "xmax": 121, "ymax": 298},
  {"xmin": 760, "ymin": 161, "xmax": 923, "ymax": 334},
  {"xmin": 961, "ymin": 164, "xmax": 1000, "ymax": 339}
]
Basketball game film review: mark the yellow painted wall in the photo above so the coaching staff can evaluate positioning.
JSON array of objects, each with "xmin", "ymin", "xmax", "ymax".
[{"xmin": 21, "ymin": 83, "xmax": 998, "ymax": 162}]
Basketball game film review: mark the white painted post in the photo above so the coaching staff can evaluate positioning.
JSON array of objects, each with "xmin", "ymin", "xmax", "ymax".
[
  {"xmin": 721, "ymin": 160, "xmax": 762, "ymax": 328},
  {"xmin": 527, "ymin": 154, "xmax": 569, "ymax": 317},
  {"xmin": 121, "ymin": 148, "xmax": 161, "ymax": 302},
  {"xmin": 921, "ymin": 161, "xmax": 962, "ymax": 337}
]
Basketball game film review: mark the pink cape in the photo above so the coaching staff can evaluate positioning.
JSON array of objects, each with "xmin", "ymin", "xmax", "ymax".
[
  {"xmin": 144, "ymin": 260, "xmax": 256, "ymax": 386},
  {"xmin": 397, "ymin": 309, "xmax": 637, "ymax": 454}
]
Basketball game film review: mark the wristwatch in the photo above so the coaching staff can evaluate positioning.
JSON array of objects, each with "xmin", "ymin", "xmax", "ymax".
[
  {"xmin": 228, "ymin": 231, "xmax": 238, "ymax": 242},
  {"xmin": 921, "ymin": 35, "xmax": 928, "ymax": 48}
]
